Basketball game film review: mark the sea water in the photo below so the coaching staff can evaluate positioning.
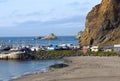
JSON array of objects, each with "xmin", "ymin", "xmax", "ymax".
[
  {"xmin": 0, "ymin": 36, "xmax": 78, "ymax": 81},
  {"xmin": 0, "ymin": 36, "xmax": 78, "ymax": 46},
  {"xmin": 0, "ymin": 60, "xmax": 63, "ymax": 81}
]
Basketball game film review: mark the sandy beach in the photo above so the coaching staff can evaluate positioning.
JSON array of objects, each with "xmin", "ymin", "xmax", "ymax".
[{"xmin": 13, "ymin": 56, "xmax": 120, "ymax": 81}]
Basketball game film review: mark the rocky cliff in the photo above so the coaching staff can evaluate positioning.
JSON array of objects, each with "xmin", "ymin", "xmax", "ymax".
[{"xmin": 80, "ymin": 0, "xmax": 120, "ymax": 46}]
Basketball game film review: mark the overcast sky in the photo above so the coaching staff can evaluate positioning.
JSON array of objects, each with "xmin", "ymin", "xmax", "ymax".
[{"xmin": 0, "ymin": 0, "xmax": 101, "ymax": 37}]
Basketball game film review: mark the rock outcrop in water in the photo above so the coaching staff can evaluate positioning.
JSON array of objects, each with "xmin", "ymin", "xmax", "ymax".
[
  {"xmin": 42, "ymin": 33, "xmax": 57, "ymax": 40},
  {"xmin": 34, "ymin": 36, "xmax": 41, "ymax": 40},
  {"xmin": 80, "ymin": 0, "xmax": 120, "ymax": 46}
]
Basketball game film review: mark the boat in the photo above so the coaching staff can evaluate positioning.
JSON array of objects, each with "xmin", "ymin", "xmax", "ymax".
[
  {"xmin": 30, "ymin": 47, "xmax": 40, "ymax": 51},
  {"xmin": 0, "ymin": 51, "xmax": 25, "ymax": 60},
  {"xmin": 0, "ymin": 46, "xmax": 11, "ymax": 51}
]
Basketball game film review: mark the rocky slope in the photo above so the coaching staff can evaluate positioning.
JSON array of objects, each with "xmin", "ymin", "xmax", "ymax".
[{"xmin": 80, "ymin": 0, "xmax": 120, "ymax": 46}]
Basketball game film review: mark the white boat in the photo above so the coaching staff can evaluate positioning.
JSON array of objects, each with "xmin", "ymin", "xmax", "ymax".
[
  {"xmin": 30, "ymin": 47, "xmax": 40, "ymax": 51},
  {"xmin": 0, "ymin": 51, "xmax": 25, "ymax": 59}
]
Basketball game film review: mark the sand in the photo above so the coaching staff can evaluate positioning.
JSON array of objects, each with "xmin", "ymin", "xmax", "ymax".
[{"xmin": 13, "ymin": 56, "xmax": 120, "ymax": 81}]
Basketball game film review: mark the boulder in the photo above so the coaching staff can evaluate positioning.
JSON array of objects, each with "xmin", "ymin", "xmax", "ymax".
[{"xmin": 49, "ymin": 63, "xmax": 68, "ymax": 70}]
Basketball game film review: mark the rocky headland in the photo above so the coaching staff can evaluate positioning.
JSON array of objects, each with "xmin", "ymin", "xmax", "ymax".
[{"xmin": 80, "ymin": 0, "xmax": 120, "ymax": 46}]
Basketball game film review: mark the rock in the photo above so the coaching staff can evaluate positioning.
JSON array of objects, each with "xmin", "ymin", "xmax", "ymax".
[
  {"xmin": 34, "ymin": 36, "xmax": 41, "ymax": 40},
  {"xmin": 80, "ymin": 0, "xmax": 120, "ymax": 47},
  {"xmin": 49, "ymin": 63, "xmax": 68, "ymax": 70},
  {"xmin": 42, "ymin": 33, "xmax": 57, "ymax": 40},
  {"xmin": 76, "ymin": 31, "xmax": 83, "ymax": 39}
]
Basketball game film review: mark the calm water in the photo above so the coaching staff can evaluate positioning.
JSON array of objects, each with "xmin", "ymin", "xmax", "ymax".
[
  {"xmin": 0, "ymin": 60, "xmax": 63, "ymax": 81},
  {"xmin": 0, "ymin": 36, "xmax": 77, "ymax": 81},
  {"xmin": 0, "ymin": 36, "xmax": 78, "ymax": 46}
]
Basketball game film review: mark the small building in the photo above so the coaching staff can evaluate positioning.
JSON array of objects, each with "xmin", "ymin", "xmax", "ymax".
[
  {"xmin": 114, "ymin": 44, "xmax": 120, "ymax": 52},
  {"xmin": 90, "ymin": 46, "xmax": 99, "ymax": 52},
  {"xmin": 104, "ymin": 46, "xmax": 114, "ymax": 52}
]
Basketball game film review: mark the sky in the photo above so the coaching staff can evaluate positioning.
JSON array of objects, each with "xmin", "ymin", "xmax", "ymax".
[{"xmin": 0, "ymin": 0, "xmax": 101, "ymax": 37}]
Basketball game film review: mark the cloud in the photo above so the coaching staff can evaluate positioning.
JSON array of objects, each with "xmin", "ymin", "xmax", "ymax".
[
  {"xmin": 0, "ymin": 7, "xmax": 64, "ymax": 27},
  {"xmin": 0, "ymin": 0, "xmax": 101, "ymax": 27},
  {"xmin": 0, "ymin": 14, "xmax": 85, "ymax": 36},
  {"xmin": 17, "ymin": 15, "xmax": 85, "ymax": 27},
  {"xmin": 0, "ymin": 0, "xmax": 102, "ymax": 36},
  {"xmin": 44, "ymin": 15, "xmax": 85, "ymax": 24}
]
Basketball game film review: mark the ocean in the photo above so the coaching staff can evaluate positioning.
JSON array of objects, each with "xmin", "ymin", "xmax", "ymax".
[
  {"xmin": 0, "ymin": 36, "xmax": 78, "ymax": 46},
  {"xmin": 0, "ymin": 60, "xmax": 63, "ymax": 81},
  {"xmin": 0, "ymin": 36, "xmax": 78, "ymax": 81}
]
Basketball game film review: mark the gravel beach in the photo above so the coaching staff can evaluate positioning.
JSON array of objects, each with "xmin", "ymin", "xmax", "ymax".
[{"xmin": 13, "ymin": 56, "xmax": 120, "ymax": 81}]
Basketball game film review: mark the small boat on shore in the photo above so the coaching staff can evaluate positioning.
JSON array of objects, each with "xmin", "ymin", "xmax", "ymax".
[{"xmin": 0, "ymin": 51, "xmax": 25, "ymax": 60}]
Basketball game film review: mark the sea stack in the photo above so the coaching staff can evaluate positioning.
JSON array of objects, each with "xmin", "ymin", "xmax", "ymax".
[
  {"xmin": 80, "ymin": 0, "xmax": 120, "ymax": 46},
  {"xmin": 42, "ymin": 33, "xmax": 57, "ymax": 40}
]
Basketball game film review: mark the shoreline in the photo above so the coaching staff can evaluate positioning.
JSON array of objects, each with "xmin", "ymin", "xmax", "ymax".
[
  {"xmin": 9, "ymin": 59, "xmax": 64, "ymax": 81},
  {"xmin": 10, "ymin": 68, "xmax": 49, "ymax": 81},
  {"xmin": 13, "ymin": 56, "xmax": 120, "ymax": 81},
  {"xmin": 10, "ymin": 67, "xmax": 50, "ymax": 81},
  {"xmin": 11, "ymin": 59, "xmax": 67, "ymax": 81},
  {"xmin": 0, "ymin": 59, "xmax": 63, "ymax": 81}
]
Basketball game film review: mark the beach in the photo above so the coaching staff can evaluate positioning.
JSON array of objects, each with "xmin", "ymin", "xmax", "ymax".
[{"xmin": 13, "ymin": 56, "xmax": 120, "ymax": 81}]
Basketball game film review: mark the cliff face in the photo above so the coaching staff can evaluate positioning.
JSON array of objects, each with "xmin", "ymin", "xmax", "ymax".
[{"xmin": 80, "ymin": 0, "xmax": 120, "ymax": 46}]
